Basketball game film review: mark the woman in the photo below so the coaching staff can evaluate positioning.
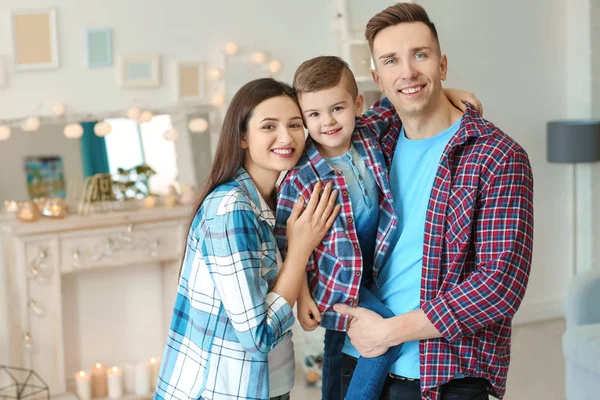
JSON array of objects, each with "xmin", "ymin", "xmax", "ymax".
[{"xmin": 155, "ymin": 78, "xmax": 340, "ymax": 400}]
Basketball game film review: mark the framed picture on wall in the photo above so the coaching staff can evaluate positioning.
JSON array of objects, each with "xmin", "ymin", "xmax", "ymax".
[
  {"xmin": 86, "ymin": 28, "xmax": 112, "ymax": 67},
  {"xmin": 11, "ymin": 8, "xmax": 59, "ymax": 70},
  {"xmin": 23, "ymin": 155, "xmax": 66, "ymax": 199},
  {"xmin": 176, "ymin": 61, "xmax": 205, "ymax": 102},
  {"xmin": 117, "ymin": 54, "xmax": 161, "ymax": 89}
]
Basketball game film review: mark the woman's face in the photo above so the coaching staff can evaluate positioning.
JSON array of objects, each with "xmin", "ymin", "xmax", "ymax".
[{"xmin": 242, "ymin": 95, "xmax": 306, "ymax": 175}]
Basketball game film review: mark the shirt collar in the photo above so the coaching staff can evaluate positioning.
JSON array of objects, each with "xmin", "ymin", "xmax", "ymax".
[{"xmin": 233, "ymin": 168, "xmax": 275, "ymax": 228}]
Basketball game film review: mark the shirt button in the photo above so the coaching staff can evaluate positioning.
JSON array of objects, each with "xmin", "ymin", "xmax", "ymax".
[
  {"xmin": 358, "ymin": 175, "xmax": 363, "ymax": 180},
  {"xmin": 364, "ymin": 189, "xmax": 368, "ymax": 195},
  {"xmin": 347, "ymin": 217, "xmax": 353, "ymax": 223},
  {"xmin": 335, "ymin": 170, "xmax": 342, "ymax": 176},
  {"xmin": 356, "ymin": 271, "xmax": 361, "ymax": 277},
  {"xmin": 343, "ymin": 190, "xmax": 349, "ymax": 196},
  {"xmin": 354, "ymin": 244, "xmax": 359, "ymax": 249},
  {"xmin": 376, "ymin": 145, "xmax": 381, "ymax": 151}
]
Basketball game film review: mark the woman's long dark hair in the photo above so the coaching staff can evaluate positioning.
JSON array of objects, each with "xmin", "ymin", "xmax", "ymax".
[{"xmin": 179, "ymin": 78, "xmax": 299, "ymax": 276}]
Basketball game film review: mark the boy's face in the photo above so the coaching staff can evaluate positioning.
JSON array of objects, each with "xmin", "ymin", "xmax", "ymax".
[
  {"xmin": 371, "ymin": 22, "xmax": 447, "ymax": 118},
  {"xmin": 299, "ymin": 84, "xmax": 364, "ymax": 158}
]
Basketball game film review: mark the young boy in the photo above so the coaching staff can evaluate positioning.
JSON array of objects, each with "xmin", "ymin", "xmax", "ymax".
[{"xmin": 274, "ymin": 56, "xmax": 476, "ymax": 400}]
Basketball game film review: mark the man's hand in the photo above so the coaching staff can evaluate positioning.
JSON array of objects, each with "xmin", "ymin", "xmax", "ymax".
[
  {"xmin": 333, "ymin": 303, "xmax": 392, "ymax": 358},
  {"xmin": 298, "ymin": 293, "xmax": 321, "ymax": 331}
]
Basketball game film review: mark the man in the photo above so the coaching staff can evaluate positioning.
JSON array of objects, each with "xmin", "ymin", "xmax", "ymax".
[{"xmin": 334, "ymin": 3, "xmax": 534, "ymax": 400}]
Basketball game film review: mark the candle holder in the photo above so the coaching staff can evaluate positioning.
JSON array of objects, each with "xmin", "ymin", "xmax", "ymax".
[
  {"xmin": 16, "ymin": 202, "xmax": 42, "ymax": 223},
  {"xmin": 41, "ymin": 198, "xmax": 68, "ymax": 219},
  {"xmin": 0, "ymin": 366, "xmax": 50, "ymax": 400},
  {"xmin": 3, "ymin": 200, "xmax": 21, "ymax": 213},
  {"xmin": 32, "ymin": 198, "xmax": 47, "ymax": 212}
]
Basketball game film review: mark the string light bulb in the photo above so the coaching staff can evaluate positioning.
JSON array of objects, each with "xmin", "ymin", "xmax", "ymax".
[
  {"xmin": 188, "ymin": 118, "xmax": 209, "ymax": 133},
  {"xmin": 252, "ymin": 52, "xmax": 266, "ymax": 64},
  {"xmin": 163, "ymin": 128, "xmax": 179, "ymax": 141},
  {"xmin": 94, "ymin": 121, "xmax": 112, "ymax": 137},
  {"xmin": 52, "ymin": 103, "xmax": 66, "ymax": 117},
  {"xmin": 207, "ymin": 68, "xmax": 223, "ymax": 80},
  {"xmin": 139, "ymin": 111, "xmax": 153, "ymax": 123},
  {"xmin": 0, "ymin": 125, "xmax": 10, "ymax": 141},
  {"xmin": 268, "ymin": 60, "xmax": 282, "ymax": 74},
  {"xmin": 224, "ymin": 42, "xmax": 239, "ymax": 56},
  {"xmin": 64, "ymin": 124, "xmax": 84, "ymax": 139},
  {"xmin": 22, "ymin": 117, "xmax": 41, "ymax": 132},
  {"xmin": 127, "ymin": 107, "xmax": 141, "ymax": 120},
  {"xmin": 211, "ymin": 93, "xmax": 225, "ymax": 107}
]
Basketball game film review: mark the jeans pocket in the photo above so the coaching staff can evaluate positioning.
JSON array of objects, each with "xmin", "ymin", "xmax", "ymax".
[{"xmin": 340, "ymin": 356, "xmax": 357, "ymax": 378}]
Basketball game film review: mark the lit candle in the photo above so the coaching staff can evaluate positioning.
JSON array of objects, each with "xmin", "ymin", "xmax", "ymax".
[
  {"xmin": 143, "ymin": 196, "xmax": 156, "ymax": 208},
  {"xmin": 134, "ymin": 362, "xmax": 150, "ymax": 396},
  {"xmin": 4, "ymin": 200, "xmax": 18, "ymax": 213},
  {"xmin": 91, "ymin": 363, "xmax": 108, "ymax": 398},
  {"xmin": 75, "ymin": 371, "xmax": 91, "ymax": 400},
  {"xmin": 122, "ymin": 363, "xmax": 135, "ymax": 394},
  {"xmin": 107, "ymin": 366, "xmax": 123, "ymax": 399},
  {"xmin": 148, "ymin": 357, "xmax": 160, "ymax": 391}
]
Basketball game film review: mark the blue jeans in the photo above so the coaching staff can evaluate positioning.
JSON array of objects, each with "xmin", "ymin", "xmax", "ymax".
[{"xmin": 321, "ymin": 286, "xmax": 401, "ymax": 400}]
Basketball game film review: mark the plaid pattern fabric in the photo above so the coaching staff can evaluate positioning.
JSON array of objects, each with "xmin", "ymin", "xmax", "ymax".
[
  {"xmin": 156, "ymin": 169, "xmax": 295, "ymax": 400},
  {"xmin": 274, "ymin": 119, "xmax": 399, "ymax": 331},
  {"xmin": 374, "ymin": 101, "xmax": 534, "ymax": 400}
]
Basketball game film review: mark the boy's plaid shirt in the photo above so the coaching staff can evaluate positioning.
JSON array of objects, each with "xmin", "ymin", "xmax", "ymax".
[
  {"xmin": 375, "ymin": 100, "xmax": 534, "ymax": 400},
  {"xmin": 274, "ymin": 114, "xmax": 399, "ymax": 331}
]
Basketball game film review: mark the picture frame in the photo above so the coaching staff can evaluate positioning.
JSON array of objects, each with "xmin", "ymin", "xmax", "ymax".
[
  {"xmin": 86, "ymin": 28, "xmax": 112, "ymax": 67},
  {"xmin": 11, "ymin": 8, "xmax": 59, "ymax": 70},
  {"xmin": 117, "ymin": 54, "xmax": 161, "ymax": 89},
  {"xmin": 176, "ymin": 61, "xmax": 205, "ymax": 102},
  {"xmin": 23, "ymin": 155, "xmax": 66, "ymax": 199}
]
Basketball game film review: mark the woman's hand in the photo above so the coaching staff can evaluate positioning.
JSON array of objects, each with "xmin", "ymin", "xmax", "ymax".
[
  {"xmin": 286, "ymin": 181, "xmax": 340, "ymax": 262},
  {"xmin": 444, "ymin": 88, "xmax": 483, "ymax": 116}
]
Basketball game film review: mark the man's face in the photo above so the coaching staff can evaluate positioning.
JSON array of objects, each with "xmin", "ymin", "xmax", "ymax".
[{"xmin": 371, "ymin": 22, "xmax": 447, "ymax": 117}]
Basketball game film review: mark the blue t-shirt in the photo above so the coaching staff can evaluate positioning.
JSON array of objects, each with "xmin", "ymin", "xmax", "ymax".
[
  {"xmin": 342, "ymin": 117, "xmax": 462, "ymax": 378},
  {"xmin": 325, "ymin": 144, "xmax": 379, "ymax": 274}
]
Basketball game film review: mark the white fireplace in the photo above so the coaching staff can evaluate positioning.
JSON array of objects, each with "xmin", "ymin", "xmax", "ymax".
[{"xmin": 0, "ymin": 207, "xmax": 191, "ymax": 397}]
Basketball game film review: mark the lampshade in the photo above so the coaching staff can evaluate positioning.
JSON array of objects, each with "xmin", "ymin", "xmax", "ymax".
[{"xmin": 547, "ymin": 120, "xmax": 600, "ymax": 163}]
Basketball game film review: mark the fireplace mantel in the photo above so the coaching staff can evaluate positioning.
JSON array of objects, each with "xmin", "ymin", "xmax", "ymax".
[{"xmin": 0, "ymin": 206, "xmax": 192, "ymax": 396}]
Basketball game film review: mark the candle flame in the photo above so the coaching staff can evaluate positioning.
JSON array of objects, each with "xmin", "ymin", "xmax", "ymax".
[
  {"xmin": 96, "ymin": 363, "xmax": 101, "ymax": 369},
  {"xmin": 112, "ymin": 367, "xmax": 118, "ymax": 372},
  {"xmin": 150, "ymin": 357, "xmax": 156, "ymax": 363},
  {"xmin": 79, "ymin": 371, "xmax": 85, "ymax": 377}
]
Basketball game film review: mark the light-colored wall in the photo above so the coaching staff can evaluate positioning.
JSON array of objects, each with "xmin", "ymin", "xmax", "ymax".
[{"xmin": 0, "ymin": 0, "xmax": 339, "ymax": 118}]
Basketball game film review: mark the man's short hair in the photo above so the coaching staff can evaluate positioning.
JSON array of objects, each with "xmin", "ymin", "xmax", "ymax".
[{"xmin": 365, "ymin": 3, "xmax": 440, "ymax": 52}]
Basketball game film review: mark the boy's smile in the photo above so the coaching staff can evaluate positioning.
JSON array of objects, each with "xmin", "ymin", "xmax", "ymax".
[{"xmin": 299, "ymin": 85, "xmax": 364, "ymax": 158}]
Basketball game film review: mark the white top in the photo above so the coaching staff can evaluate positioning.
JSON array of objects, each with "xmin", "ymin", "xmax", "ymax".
[{"xmin": 268, "ymin": 334, "xmax": 295, "ymax": 396}]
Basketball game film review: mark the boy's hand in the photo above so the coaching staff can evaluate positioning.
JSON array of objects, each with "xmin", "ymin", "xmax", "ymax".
[
  {"xmin": 444, "ymin": 88, "xmax": 483, "ymax": 116},
  {"xmin": 298, "ymin": 293, "xmax": 322, "ymax": 331}
]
